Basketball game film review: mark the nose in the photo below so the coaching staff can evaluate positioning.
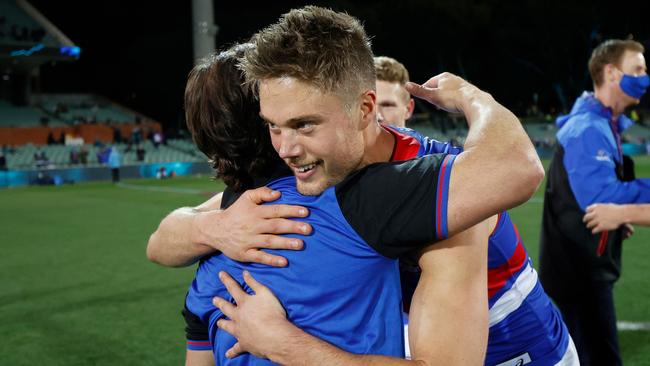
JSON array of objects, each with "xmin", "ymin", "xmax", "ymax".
[{"xmin": 275, "ymin": 131, "xmax": 302, "ymax": 159}]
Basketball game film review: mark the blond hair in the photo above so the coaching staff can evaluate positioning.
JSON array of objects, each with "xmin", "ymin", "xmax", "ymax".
[
  {"xmin": 242, "ymin": 6, "xmax": 375, "ymax": 105},
  {"xmin": 375, "ymin": 56, "xmax": 410, "ymax": 85}
]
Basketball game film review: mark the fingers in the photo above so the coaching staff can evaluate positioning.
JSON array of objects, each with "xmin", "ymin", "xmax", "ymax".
[
  {"xmin": 406, "ymin": 75, "xmax": 460, "ymax": 113},
  {"xmin": 583, "ymin": 210, "xmax": 595, "ymax": 224},
  {"xmin": 245, "ymin": 187, "xmax": 281, "ymax": 205},
  {"xmin": 257, "ymin": 234, "xmax": 304, "ymax": 250},
  {"xmin": 243, "ymin": 270, "xmax": 268, "ymax": 295},
  {"xmin": 590, "ymin": 222, "xmax": 606, "ymax": 234},
  {"xmin": 213, "ymin": 296, "xmax": 237, "ymax": 320},
  {"xmin": 244, "ymin": 233, "xmax": 307, "ymax": 266},
  {"xmin": 216, "ymin": 317, "xmax": 236, "ymax": 337},
  {"xmin": 225, "ymin": 342, "xmax": 244, "ymax": 359},
  {"xmin": 405, "ymin": 81, "xmax": 439, "ymax": 103},
  {"xmin": 259, "ymin": 218, "xmax": 311, "ymax": 235},
  {"xmin": 405, "ymin": 72, "xmax": 452, "ymax": 99},
  {"xmin": 260, "ymin": 204, "xmax": 309, "ymax": 219},
  {"xmin": 219, "ymin": 271, "xmax": 248, "ymax": 304},
  {"xmin": 419, "ymin": 74, "xmax": 446, "ymax": 89},
  {"xmin": 244, "ymin": 249, "xmax": 289, "ymax": 267}
]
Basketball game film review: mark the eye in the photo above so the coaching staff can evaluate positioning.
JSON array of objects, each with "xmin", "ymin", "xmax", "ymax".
[
  {"xmin": 267, "ymin": 122, "xmax": 280, "ymax": 134},
  {"xmin": 297, "ymin": 122, "xmax": 314, "ymax": 132}
]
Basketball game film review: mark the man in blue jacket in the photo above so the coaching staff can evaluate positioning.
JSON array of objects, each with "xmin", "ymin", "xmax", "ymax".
[{"xmin": 540, "ymin": 39, "xmax": 650, "ymax": 366}]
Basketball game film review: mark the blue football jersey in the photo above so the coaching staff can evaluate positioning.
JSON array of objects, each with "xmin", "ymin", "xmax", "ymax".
[{"xmin": 186, "ymin": 154, "xmax": 455, "ymax": 365}]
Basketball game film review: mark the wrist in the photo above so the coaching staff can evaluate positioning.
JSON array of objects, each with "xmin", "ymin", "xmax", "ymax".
[
  {"xmin": 190, "ymin": 209, "xmax": 214, "ymax": 247},
  {"xmin": 459, "ymin": 87, "xmax": 494, "ymax": 119},
  {"xmin": 622, "ymin": 205, "xmax": 635, "ymax": 225},
  {"xmin": 266, "ymin": 321, "xmax": 309, "ymax": 364}
]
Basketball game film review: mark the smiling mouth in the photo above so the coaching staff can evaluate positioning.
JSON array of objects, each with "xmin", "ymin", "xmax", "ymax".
[
  {"xmin": 297, "ymin": 163, "xmax": 316, "ymax": 173},
  {"xmin": 290, "ymin": 160, "xmax": 321, "ymax": 174}
]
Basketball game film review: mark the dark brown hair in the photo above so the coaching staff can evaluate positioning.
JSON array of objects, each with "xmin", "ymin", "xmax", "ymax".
[
  {"xmin": 241, "ymin": 6, "xmax": 375, "ymax": 105},
  {"xmin": 589, "ymin": 39, "xmax": 644, "ymax": 87},
  {"xmin": 184, "ymin": 43, "xmax": 280, "ymax": 191}
]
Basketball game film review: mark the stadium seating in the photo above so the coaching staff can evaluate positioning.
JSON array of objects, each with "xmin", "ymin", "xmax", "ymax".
[
  {"xmin": 0, "ymin": 99, "xmax": 66, "ymax": 127},
  {"xmin": 0, "ymin": 94, "xmax": 142, "ymax": 128},
  {"xmin": 35, "ymin": 94, "xmax": 140, "ymax": 125},
  {"xmin": 3, "ymin": 139, "xmax": 205, "ymax": 170}
]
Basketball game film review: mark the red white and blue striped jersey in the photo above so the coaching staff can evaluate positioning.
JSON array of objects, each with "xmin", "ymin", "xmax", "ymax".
[{"xmin": 387, "ymin": 125, "xmax": 573, "ymax": 366}]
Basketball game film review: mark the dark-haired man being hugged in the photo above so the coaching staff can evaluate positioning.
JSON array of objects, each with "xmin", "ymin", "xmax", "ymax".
[{"xmin": 148, "ymin": 6, "xmax": 550, "ymax": 366}]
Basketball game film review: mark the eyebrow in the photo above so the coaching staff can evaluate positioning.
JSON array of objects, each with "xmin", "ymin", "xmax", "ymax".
[{"xmin": 259, "ymin": 112, "xmax": 324, "ymax": 127}]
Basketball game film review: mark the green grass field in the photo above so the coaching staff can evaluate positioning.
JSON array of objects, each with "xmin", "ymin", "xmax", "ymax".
[{"xmin": 1, "ymin": 160, "xmax": 650, "ymax": 365}]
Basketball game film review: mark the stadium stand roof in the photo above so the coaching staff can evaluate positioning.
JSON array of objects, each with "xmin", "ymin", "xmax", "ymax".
[{"xmin": 0, "ymin": 0, "xmax": 80, "ymax": 73}]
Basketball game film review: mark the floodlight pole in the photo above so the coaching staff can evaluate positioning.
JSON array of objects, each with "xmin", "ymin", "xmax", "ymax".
[{"xmin": 191, "ymin": 0, "xmax": 219, "ymax": 64}]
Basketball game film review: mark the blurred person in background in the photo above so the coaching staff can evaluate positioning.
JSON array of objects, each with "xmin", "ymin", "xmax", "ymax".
[
  {"xmin": 374, "ymin": 56, "xmax": 415, "ymax": 128},
  {"xmin": 539, "ymin": 38, "xmax": 650, "ymax": 366},
  {"xmin": 107, "ymin": 145, "xmax": 121, "ymax": 183},
  {"xmin": 0, "ymin": 149, "xmax": 7, "ymax": 171}
]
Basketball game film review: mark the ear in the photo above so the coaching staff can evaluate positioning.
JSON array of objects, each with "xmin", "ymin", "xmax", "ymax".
[
  {"xmin": 405, "ymin": 98, "xmax": 415, "ymax": 120},
  {"xmin": 358, "ymin": 89, "xmax": 377, "ymax": 130},
  {"xmin": 603, "ymin": 64, "xmax": 619, "ymax": 84}
]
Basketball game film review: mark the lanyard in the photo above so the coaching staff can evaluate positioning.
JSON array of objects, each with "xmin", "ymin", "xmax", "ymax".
[{"xmin": 609, "ymin": 119, "xmax": 623, "ymax": 163}]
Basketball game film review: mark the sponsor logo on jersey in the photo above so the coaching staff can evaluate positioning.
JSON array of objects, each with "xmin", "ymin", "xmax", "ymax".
[
  {"xmin": 494, "ymin": 352, "xmax": 532, "ymax": 366},
  {"xmin": 595, "ymin": 149, "xmax": 611, "ymax": 162}
]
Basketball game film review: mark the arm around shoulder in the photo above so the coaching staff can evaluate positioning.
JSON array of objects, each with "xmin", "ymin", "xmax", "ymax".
[
  {"xmin": 146, "ymin": 192, "xmax": 224, "ymax": 267},
  {"xmin": 437, "ymin": 85, "xmax": 544, "ymax": 235}
]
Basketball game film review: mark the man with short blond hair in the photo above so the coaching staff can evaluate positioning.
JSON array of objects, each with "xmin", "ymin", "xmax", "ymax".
[
  {"xmin": 149, "ymin": 6, "xmax": 547, "ymax": 366},
  {"xmin": 374, "ymin": 56, "xmax": 415, "ymax": 127}
]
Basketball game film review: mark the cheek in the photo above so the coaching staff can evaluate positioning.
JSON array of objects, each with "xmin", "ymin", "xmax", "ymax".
[
  {"xmin": 339, "ymin": 130, "xmax": 364, "ymax": 156},
  {"xmin": 270, "ymin": 133, "xmax": 282, "ymax": 152},
  {"xmin": 387, "ymin": 109, "xmax": 401, "ymax": 119}
]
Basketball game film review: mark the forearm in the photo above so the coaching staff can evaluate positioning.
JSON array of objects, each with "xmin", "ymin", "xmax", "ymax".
[
  {"xmin": 464, "ymin": 90, "xmax": 543, "ymax": 202},
  {"xmin": 448, "ymin": 91, "xmax": 543, "ymax": 235},
  {"xmin": 267, "ymin": 323, "xmax": 421, "ymax": 366},
  {"xmin": 408, "ymin": 276, "xmax": 486, "ymax": 365},
  {"xmin": 267, "ymin": 226, "xmax": 489, "ymax": 366},
  {"xmin": 185, "ymin": 350, "xmax": 215, "ymax": 366},
  {"xmin": 622, "ymin": 204, "xmax": 650, "ymax": 226},
  {"xmin": 147, "ymin": 207, "xmax": 217, "ymax": 267},
  {"xmin": 408, "ymin": 224, "xmax": 489, "ymax": 366}
]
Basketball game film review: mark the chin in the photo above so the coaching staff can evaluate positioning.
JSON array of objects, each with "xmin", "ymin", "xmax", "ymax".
[{"xmin": 296, "ymin": 180, "xmax": 327, "ymax": 196}]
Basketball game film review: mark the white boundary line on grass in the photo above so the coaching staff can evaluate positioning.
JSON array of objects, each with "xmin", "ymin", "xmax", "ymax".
[
  {"xmin": 618, "ymin": 321, "xmax": 650, "ymax": 331},
  {"xmin": 116, "ymin": 182, "xmax": 207, "ymax": 195}
]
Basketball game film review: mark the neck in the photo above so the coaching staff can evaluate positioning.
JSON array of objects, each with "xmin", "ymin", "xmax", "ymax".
[
  {"xmin": 594, "ymin": 85, "xmax": 625, "ymax": 117},
  {"xmin": 360, "ymin": 121, "xmax": 394, "ymax": 167}
]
